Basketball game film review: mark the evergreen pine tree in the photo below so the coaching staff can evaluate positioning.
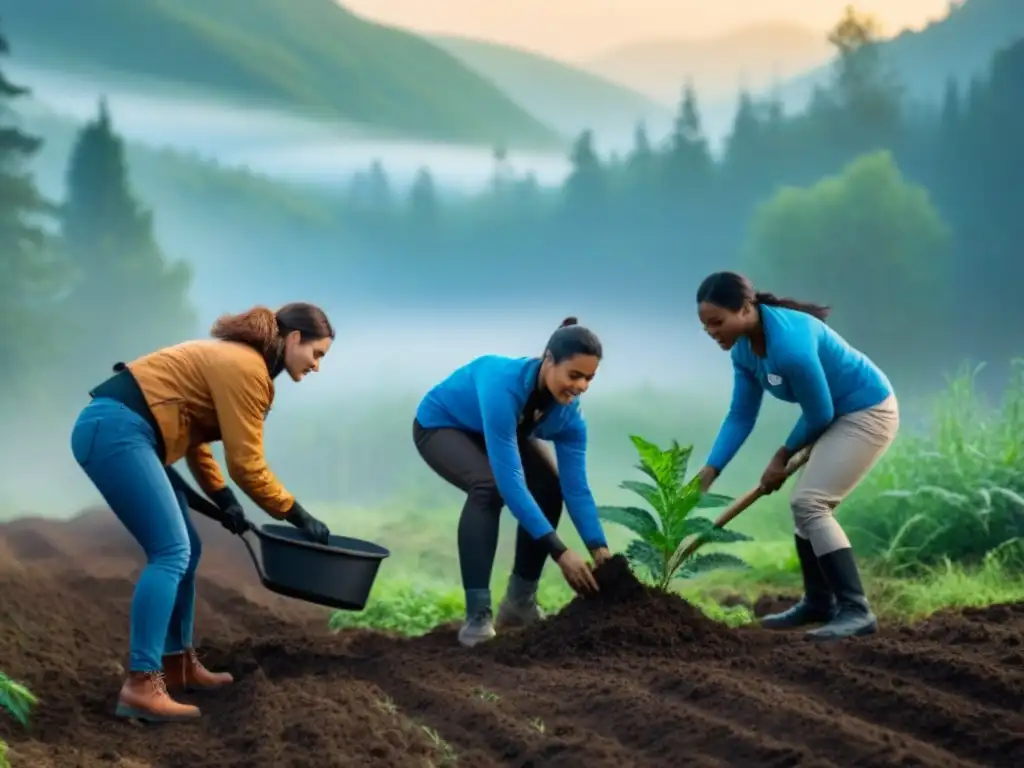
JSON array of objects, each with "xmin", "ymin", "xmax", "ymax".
[
  {"xmin": 407, "ymin": 167, "xmax": 440, "ymax": 237},
  {"xmin": 661, "ymin": 82, "xmax": 714, "ymax": 208},
  {"xmin": 61, "ymin": 98, "xmax": 196, "ymax": 375},
  {"xmin": 0, "ymin": 26, "xmax": 64, "ymax": 393},
  {"xmin": 563, "ymin": 128, "xmax": 604, "ymax": 223}
]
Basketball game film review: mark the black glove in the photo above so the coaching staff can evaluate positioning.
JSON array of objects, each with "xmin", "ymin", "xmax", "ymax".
[
  {"xmin": 210, "ymin": 487, "xmax": 249, "ymax": 535},
  {"xmin": 285, "ymin": 500, "xmax": 330, "ymax": 545}
]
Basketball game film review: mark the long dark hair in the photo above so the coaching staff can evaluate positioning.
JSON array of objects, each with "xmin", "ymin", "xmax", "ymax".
[{"xmin": 696, "ymin": 271, "xmax": 830, "ymax": 321}]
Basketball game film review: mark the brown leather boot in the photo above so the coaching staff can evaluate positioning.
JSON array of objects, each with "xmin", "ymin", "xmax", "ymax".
[
  {"xmin": 115, "ymin": 671, "xmax": 201, "ymax": 722},
  {"xmin": 163, "ymin": 648, "xmax": 234, "ymax": 692}
]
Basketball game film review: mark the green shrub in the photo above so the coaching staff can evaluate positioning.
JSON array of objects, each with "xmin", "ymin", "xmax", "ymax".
[
  {"xmin": 597, "ymin": 435, "xmax": 753, "ymax": 589},
  {"xmin": 842, "ymin": 360, "xmax": 1024, "ymax": 572}
]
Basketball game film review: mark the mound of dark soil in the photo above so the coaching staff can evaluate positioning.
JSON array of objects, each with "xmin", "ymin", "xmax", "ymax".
[{"xmin": 489, "ymin": 554, "xmax": 746, "ymax": 663}]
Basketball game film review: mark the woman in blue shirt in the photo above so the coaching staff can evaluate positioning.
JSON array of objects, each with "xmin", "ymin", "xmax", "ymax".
[
  {"xmin": 413, "ymin": 317, "xmax": 612, "ymax": 647},
  {"xmin": 695, "ymin": 272, "xmax": 899, "ymax": 641}
]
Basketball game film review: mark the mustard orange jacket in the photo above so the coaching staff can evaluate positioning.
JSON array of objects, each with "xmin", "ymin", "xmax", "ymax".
[{"xmin": 126, "ymin": 339, "xmax": 294, "ymax": 518}]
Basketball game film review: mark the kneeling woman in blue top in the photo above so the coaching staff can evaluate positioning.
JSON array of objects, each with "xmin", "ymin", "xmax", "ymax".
[
  {"xmin": 695, "ymin": 272, "xmax": 899, "ymax": 641},
  {"xmin": 413, "ymin": 317, "xmax": 612, "ymax": 647}
]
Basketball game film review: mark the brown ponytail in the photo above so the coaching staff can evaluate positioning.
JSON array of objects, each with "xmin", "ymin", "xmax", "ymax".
[
  {"xmin": 560, "ymin": 316, "xmax": 578, "ymax": 327},
  {"xmin": 210, "ymin": 301, "xmax": 335, "ymax": 372},
  {"xmin": 210, "ymin": 306, "xmax": 280, "ymax": 354}
]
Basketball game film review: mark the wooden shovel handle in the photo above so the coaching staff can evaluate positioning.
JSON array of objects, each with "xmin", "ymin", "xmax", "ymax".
[
  {"xmin": 711, "ymin": 446, "xmax": 812, "ymax": 528},
  {"xmin": 677, "ymin": 446, "xmax": 813, "ymax": 561}
]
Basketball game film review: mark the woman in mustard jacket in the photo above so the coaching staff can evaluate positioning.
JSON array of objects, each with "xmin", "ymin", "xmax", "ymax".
[{"xmin": 70, "ymin": 303, "xmax": 334, "ymax": 722}]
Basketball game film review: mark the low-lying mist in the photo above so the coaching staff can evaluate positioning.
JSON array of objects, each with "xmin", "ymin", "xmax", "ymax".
[
  {"xmin": 0, "ymin": 305, "xmax": 745, "ymax": 523},
  {"xmin": 0, "ymin": 287, "xmax": 952, "ymax": 527},
  {"xmin": 9, "ymin": 60, "xmax": 749, "ymax": 194},
  {"xmin": 0, "ymin": 58, "xmax": 963, "ymax": 534},
  {"xmin": 11, "ymin": 62, "xmax": 576, "ymax": 193}
]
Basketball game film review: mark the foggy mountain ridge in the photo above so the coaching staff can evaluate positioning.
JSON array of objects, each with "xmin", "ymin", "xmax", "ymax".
[
  {"xmin": 583, "ymin": 22, "xmax": 831, "ymax": 105},
  {"xmin": 7, "ymin": 0, "xmax": 1019, "ymax": 166},
  {"xmin": 7, "ymin": 0, "xmax": 1018, "ymax": 175},
  {"xmin": 427, "ymin": 33, "xmax": 675, "ymax": 144},
  {"xmin": 580, "ymin": 0, "xmax": 1023, "ymax": 127},
  {"xmin": 0, "ymin": 0, "xmax": 562, "ymax": 149},
  {"xmin": 766, "ymin": 0, "xmax": 1024, "ymax": 110}
]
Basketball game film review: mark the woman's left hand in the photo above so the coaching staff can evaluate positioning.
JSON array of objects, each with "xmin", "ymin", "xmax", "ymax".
[
  {"xmin": 285, "ymin": 501, "xmax": 331, "ymax": 544},
  {"xmin": 759, "ymin": 456, "xmax": 790, "ymax": 494}
]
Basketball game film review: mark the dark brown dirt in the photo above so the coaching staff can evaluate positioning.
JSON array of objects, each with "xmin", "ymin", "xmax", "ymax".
[{"xmin": 2, "ymin": 510, "xmax": 1024, "ymax": 767}]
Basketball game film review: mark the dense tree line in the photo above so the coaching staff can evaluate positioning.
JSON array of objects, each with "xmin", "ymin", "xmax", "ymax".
[
  {"xmin": 341, "ymin": 8, "xmax": 1024, "ymax": 390},
  {"xmin": 3, "ymin": 7, "xmax": 1022, "ymax": 403}
]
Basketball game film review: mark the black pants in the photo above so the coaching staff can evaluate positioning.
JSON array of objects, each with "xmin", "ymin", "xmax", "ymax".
[{"xmin": 412, "ymin": 419, "xmax": 563, "ymax": 591}]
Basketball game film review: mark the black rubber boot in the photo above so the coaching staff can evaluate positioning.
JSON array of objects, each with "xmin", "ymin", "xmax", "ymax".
[
  {"xmin": 760, "ymin": 535, "xmax": 838, "ymax": 629},
  {"xmin": 806, "ymin": 547, "xmax": 878, "ymax": 641}
]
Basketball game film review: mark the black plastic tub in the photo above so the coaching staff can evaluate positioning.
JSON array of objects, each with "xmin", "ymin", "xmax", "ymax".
[{"xmin": 242, "ymin": 524, "xmax": 391, "ymax": 611}]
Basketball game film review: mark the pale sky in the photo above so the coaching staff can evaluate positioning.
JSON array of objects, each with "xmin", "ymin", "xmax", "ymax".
[{"xmin": 343, "ymin": 0, "xmax": 955, "ymax": 60}]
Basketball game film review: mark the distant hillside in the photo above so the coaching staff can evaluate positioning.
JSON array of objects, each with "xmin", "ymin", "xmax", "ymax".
[
  {"xmin": 0, "ymin": 0, "xmax": 561, "ymax": 149},
  {"xmin": 583, "ymin": 23, "xmax": 830, "ymax": 104},
  {"xmin": 774, "ymin": 0, "xmax": 1024, "ymax": 110},
  {"xmin": 429, "ymin": 34, "xmax": 673, "ymax": 142}
]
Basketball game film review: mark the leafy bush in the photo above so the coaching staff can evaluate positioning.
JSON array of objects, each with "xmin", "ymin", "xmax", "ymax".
[
  {"xmin": 842, "ymin": 361, "xmax": 1024, "ymax": 572},
  {"xmin": 0, "ymin": 671, "xmax": 36, "ymax": 768},
  {"xmin": 597, "ymin": 435, "xmax": 753, "ymax": 589}
]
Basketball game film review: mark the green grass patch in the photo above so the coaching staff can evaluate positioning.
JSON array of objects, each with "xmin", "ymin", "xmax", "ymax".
[{"xmin": 327, "ymin": 537, "xmax": 1024, "ymax": 636}]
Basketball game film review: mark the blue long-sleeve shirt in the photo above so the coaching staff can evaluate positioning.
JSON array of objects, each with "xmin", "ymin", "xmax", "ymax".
[
  {"xmin": 415, "ymin": 355, "xmax": 608, "ymax": 548},
  {"xmin": 705, "ymin": 305, "xmax": 893, "ymax": 472}
]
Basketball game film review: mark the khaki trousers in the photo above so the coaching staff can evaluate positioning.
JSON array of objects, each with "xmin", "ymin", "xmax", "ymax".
[{"xmin": 790, "ymin": 393, "xmax": 900, "ymax": 556}]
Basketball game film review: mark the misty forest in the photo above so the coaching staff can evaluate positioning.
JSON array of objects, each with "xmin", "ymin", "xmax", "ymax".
[
  {"xmin": 3, "ymin": 1, "xmax": 1024, "ymax": 765},
  {"xmin": 4, "ymin": 3, "xmax": 1023, "ymax": 508},
  {"xmin": 0, "ymin": 1, "xmax": 1022, "ymax": 585}
]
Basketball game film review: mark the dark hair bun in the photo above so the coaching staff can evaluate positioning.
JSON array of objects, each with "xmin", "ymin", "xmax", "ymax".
[{"xmin": 560, "ymin": 316, "xmax": 578, "ymax": 327}]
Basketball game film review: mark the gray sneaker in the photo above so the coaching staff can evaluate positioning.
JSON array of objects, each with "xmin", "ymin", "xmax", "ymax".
[
  {"xmin": 458, "ymin": 609, "xmax": 496, "ymax": 647},
  {"xmin": 495, "ymin": 593, "xmax": 544, "ymax": 630}
]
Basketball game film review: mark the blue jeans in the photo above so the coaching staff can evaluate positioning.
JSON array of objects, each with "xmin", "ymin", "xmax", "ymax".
[{"xmin": 70, "ymin": 397, "xmax": 202, "ymax": 672}]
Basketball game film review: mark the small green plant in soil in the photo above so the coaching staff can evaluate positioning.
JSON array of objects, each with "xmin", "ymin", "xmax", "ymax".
[
  {"xmin": 598, "ymin": 435, "xmax": 753, "ymax": 590},
  {"xmin": 0, "ymin": 671, "xmax": 37, "ymax": 768}
]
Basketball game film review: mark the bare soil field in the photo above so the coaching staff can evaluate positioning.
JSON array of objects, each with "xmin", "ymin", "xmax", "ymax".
[{"xmin": 2, "ymin": 510, "xmax": 1022, "ymax": 767}]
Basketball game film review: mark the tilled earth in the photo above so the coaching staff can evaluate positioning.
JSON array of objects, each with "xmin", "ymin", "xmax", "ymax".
[{"xmin": 2, "ymin": 509, "xmax": 1023, "ymax": 767}]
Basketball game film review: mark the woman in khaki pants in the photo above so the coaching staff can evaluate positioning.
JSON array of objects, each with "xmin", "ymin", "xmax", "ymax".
[{"xmin": 694, "ymin": 271, "xmax": 899, "ymax": 641}]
